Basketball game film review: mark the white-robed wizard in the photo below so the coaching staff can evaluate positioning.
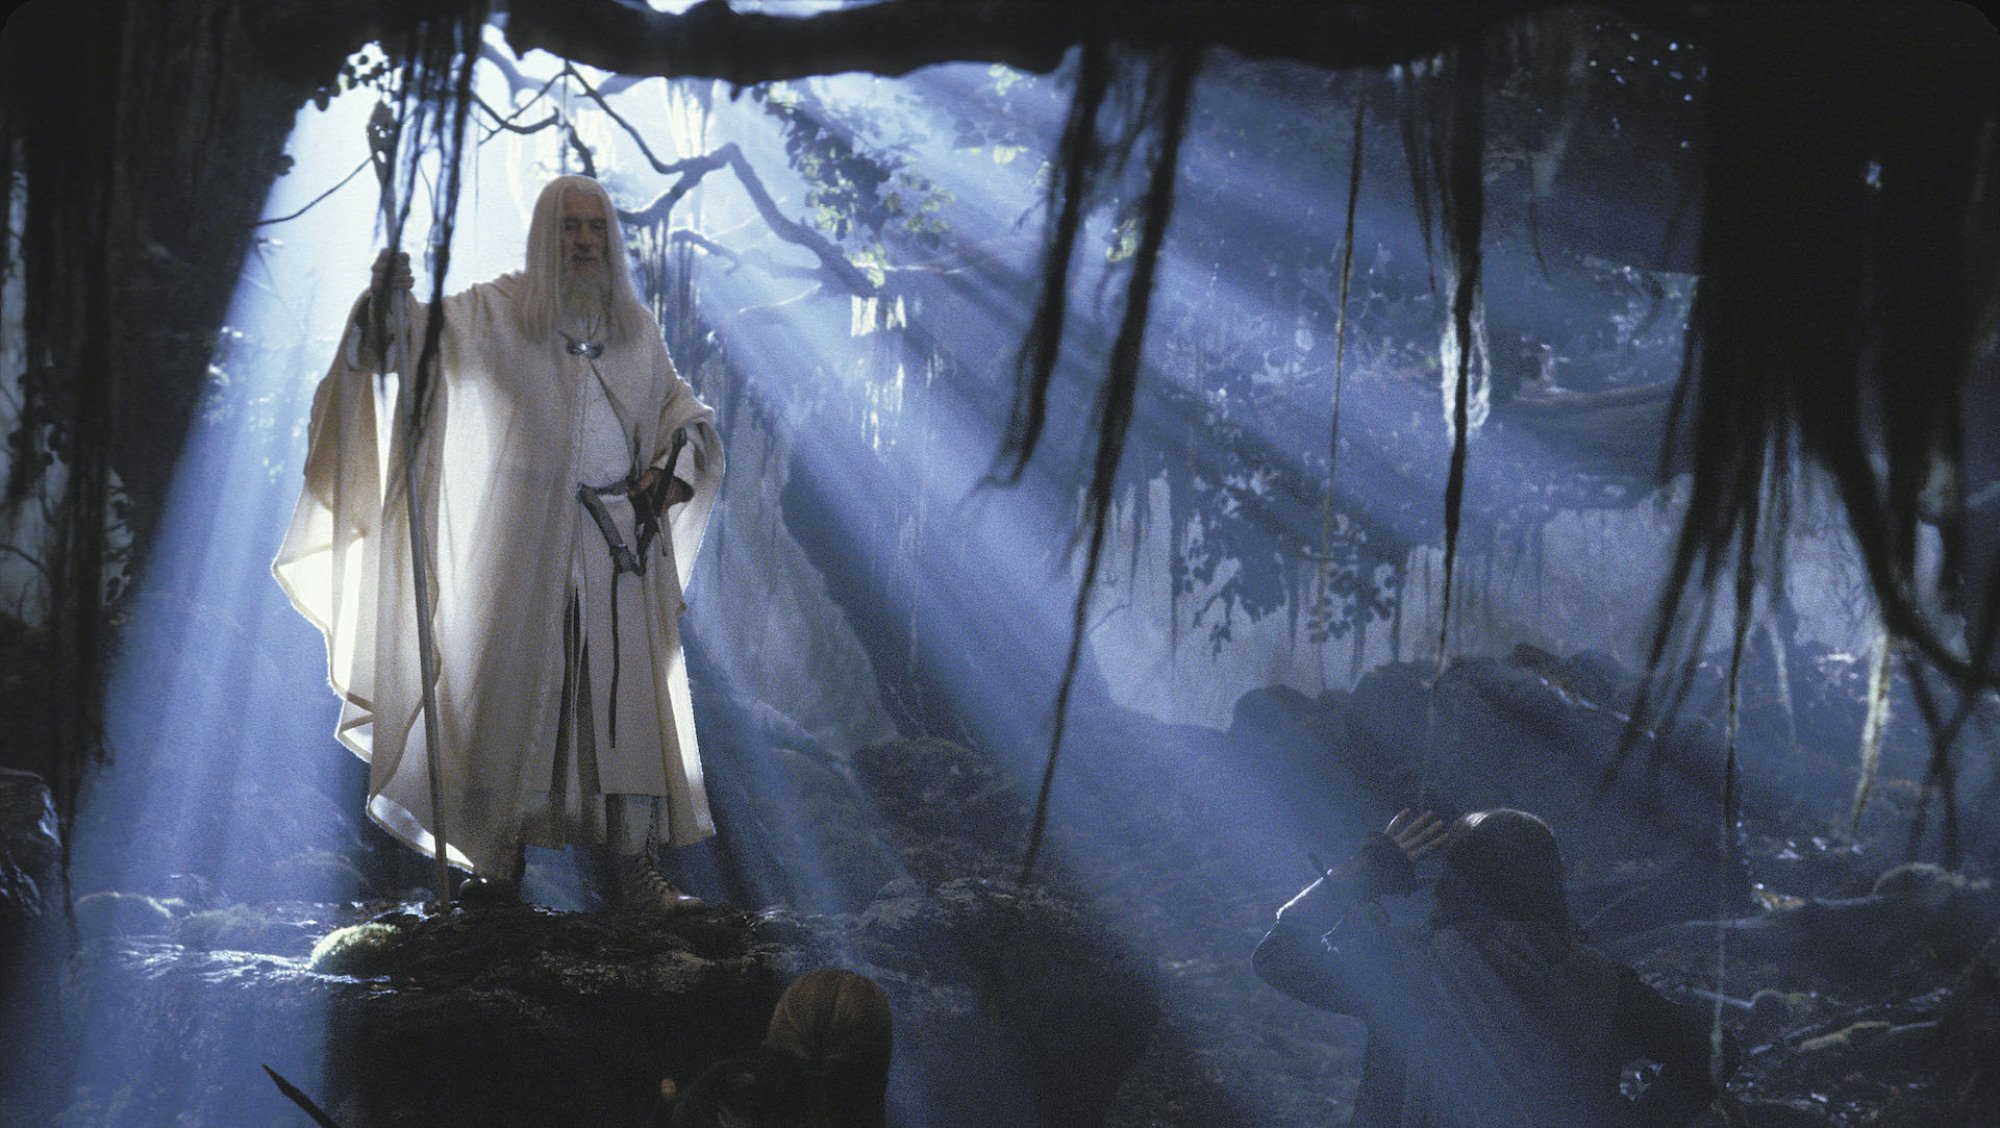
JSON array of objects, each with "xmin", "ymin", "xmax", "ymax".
[{"xmin": 275, "ymin": 174, "xmax": 724, "ymax": 910}]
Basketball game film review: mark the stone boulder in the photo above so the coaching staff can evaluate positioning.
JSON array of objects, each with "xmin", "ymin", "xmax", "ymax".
[{"xmin": 1223, "ymin": 685, "xmax": 1365, "ymax": 834}]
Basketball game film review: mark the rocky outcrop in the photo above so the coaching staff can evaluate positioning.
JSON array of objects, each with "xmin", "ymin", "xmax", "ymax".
[
  {"xmin": 1614, "ymin": 864, "xmax": 2000, "ymax": 995},
  {"xmin": 53, "ymin": 872, "xmax": 1155, "ymax": 1128},
  {"xmin": 38, "ymin": 729, "xmax": 1156, "ymax": 1128}
]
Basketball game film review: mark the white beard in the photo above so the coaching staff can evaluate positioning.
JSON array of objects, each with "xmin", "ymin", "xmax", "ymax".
[{"xmin": 559, "ymin": 272, "xmax": 612, "ymax": 330}]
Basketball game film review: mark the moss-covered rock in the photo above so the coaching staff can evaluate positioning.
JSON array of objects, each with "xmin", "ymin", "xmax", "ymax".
[{"xmin": 308, "ymin": 920, "xmax": 406, "ymax": 976}]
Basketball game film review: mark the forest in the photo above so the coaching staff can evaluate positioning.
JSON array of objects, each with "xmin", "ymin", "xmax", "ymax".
[{"xmin": 1, "ymin": 1, "xmax": 1997, "ymax": 1125}]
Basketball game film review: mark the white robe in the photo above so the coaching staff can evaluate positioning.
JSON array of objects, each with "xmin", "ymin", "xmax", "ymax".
[{"xmin": 274, "ymin": 274, "xmax": 724, "ymax": 875}]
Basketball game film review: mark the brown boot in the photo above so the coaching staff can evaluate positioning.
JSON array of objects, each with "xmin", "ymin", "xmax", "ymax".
[{"xmin": 613, "ymin": 852, "xmax": 704, "ymax": 913}]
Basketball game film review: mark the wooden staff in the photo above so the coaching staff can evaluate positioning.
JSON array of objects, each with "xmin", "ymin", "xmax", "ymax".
[{"xmin": 370, "ymin": 99, "xmax": 453, "ymax": 912}]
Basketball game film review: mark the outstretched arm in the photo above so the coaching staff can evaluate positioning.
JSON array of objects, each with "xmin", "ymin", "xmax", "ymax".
[
  {"xmin": 1273, "ymin": 809, "xmax": 1448, "ymax": 932},
  {"xmin": 1253, "ymin": 809, "xmax": 1449, "ymax": 1012}
]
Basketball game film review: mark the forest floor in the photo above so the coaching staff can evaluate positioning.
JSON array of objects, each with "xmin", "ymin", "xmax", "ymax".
[
  {"xmin": 9, "ymin": 648, "xmax": 1998, "ymax": 1126},
  {"xmin": 1001, "ymin": 655, "xmax": 2000, "ymax": 1127}
]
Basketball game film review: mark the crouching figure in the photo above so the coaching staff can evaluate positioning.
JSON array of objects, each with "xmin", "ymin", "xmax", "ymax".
[{"xmin": 1255, "ymin": 808, "xmax": 1738, "ymax": 1128}]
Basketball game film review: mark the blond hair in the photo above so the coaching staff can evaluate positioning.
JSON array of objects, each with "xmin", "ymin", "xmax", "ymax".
[
  {"xmin": 765, "ymin": 968, "xmax": 894, "ymax": 1073},
  {"xmin": 766, "ymin": 969, "xmax": 892, "ymax": 1127},
  {"xmin": 668, "ymin": 971, "xmax": 893, "ymax": 1128}
]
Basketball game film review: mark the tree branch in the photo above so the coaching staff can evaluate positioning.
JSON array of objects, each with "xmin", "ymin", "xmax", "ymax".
[
  {"xmin": 715, "ymin": 142, "xmax": 877, "ymax": 295},
  {"xmin": 472, "ymin": 52, "xmax": 880, "ymax": 295},
  {"xmin": 251, "ymin": 157, "xmax": 372, "ymax": 227},
  {"xmin": 546, "ymin": 64, "xmax": 875, "ymax": 293},
  {"xmin": 564, "ymin": 62, "xmax": 683, "ymax": 174},
  {"xmin": 614, "ymin": 152, "xmax": 725, "ymax": 228},
  {"xmin": 477, "ymin": 38, "xmax": 537, "ymax": 95},
  {"xmin": 668, "ymin": 227, "xmax": 743, "ymax": 267},
  {"xmin": 500, "ymin": 0, "xmax": 1607, "ymax": 83},
  {"xmin": 257, "ymin": 0, "xmax": 1701, "ymax": 92},
  {"xmin": 472, "ymin": 92, "xmax": 560, "ymax": 136},
  {"xmin": 668, "ymin": 227, "xmax": 826, "ymax": 284},
  {"xmin": 475, "ymin": 44, "xmax": 565, "ymax": 124}
]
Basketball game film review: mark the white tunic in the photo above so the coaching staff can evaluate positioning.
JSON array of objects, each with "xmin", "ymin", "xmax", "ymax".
[
  {"xmin": 274, "ymin": 276, "xmax": 724, "ymax": 875},
  {"xmin": 522, "ymin": 340, "xmax": 676, "ymax": 854}
]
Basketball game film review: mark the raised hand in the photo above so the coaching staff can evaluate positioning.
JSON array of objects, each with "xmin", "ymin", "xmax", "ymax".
[
  {"xmin": 353, "ymin": 250, "xmax": 415, "ymax": 370},
  {"xmin": 629, "ymin": 467, "xmax": 692, "ymax": 516},
  {"xmin": 1385, "ymin": 808, "xmax": 1449, "ymax": 866},
  {"xmin": 370, "ymin": 249, "xmax": 413, "ymax": 296},
  {"xmin": 632, "ymin": 466, "xmax": 663, "ymax": 503}
]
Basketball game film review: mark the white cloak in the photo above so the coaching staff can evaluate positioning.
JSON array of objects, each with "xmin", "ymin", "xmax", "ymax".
[{"xmin": 274, "ymin": 274, "xmax": 724, "ymax": 875}]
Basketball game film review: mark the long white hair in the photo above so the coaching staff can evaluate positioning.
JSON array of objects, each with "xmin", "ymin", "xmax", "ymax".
[{"xmin": 513, "ymin": 174, "xmax": 652, "ymax": 344}]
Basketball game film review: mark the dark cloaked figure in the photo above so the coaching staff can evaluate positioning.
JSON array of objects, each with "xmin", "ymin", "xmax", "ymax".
[
  {"xmin": 659, "ymin": 968, "xmax": 894, "ymax": 1128},
  {"xmin": 1255, "ymin": 809, "xmax": 1735, "ymax": 1127}
]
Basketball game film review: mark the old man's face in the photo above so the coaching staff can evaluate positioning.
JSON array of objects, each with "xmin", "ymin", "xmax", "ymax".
[{"xmin": 561, "ymin": 190, "xmax": 609, "ymax": 277}]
